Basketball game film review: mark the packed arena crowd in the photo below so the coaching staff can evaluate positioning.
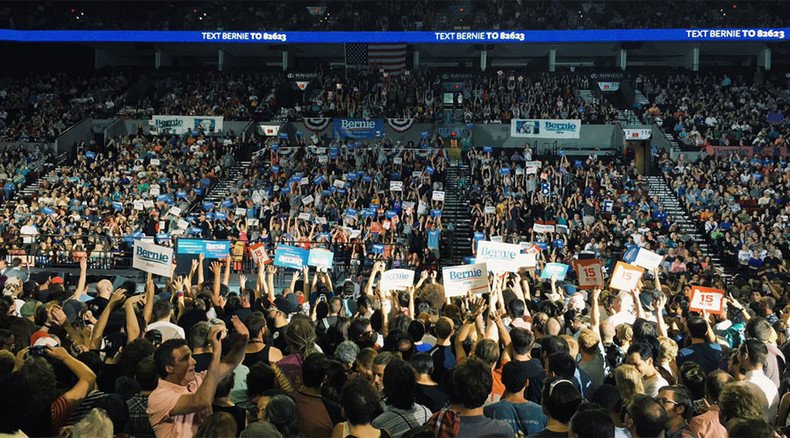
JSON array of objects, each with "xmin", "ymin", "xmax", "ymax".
[
  {"xmin": 0, "ymin": 12, "xmax": 789, "ymax": 435},
  {"xmin": 1, "ymin": 0, "xmax": 786, "ymax": 31}
]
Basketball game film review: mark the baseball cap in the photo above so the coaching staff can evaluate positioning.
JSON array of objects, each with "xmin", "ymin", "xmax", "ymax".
[
  {"xmin": 50, "ymin": 276, "xmax": 64, "ymax": 285},
  {"xmin": 20, "ymin": 300, "xmax": 41, "ymax": 318}
]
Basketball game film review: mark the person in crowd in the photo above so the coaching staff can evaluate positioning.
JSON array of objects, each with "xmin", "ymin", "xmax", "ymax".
[
  {"xmin": 147, "ymin": 317, "xmax": 248, "ymax": 437},
  {"xmin": 568, "ymin": 403, "xmax": 616, "ymax": 438},
  {"xmin": 739, "ymin": 338, "xmax": 780, "ymax": 423},
  {"xmin": 626, "ymin": 342, "xmax": 669, "ymax": 397},
  {"xmin": 688, "ymin": 370, "xmax": 732, "ymax": 438},
  {"xmin": 624, "ymin": 395, "xmax": 668, "ymax": 438},
  {"xmin": 450, "ymin": 357, "xmax": 512, "ymax": 437},
  {"xmin": 411, "ymin": 352, "xmax": 448, "ymax": 413},
  {"xmin": 332, "ymin": 378, "xmax": 390, "ymax": 438},
  {"xmin": 531, "ymin": 377, "xmax": 583, "ymax": 437},
  {"xmin": 294, "ymin": 353, "xmax": 343, "ymax": 437},
  {"xmin": 657, "ymin": 385, "xmax": 696, "ymax": 438},
  {"xmin": 483, "ymin": 360, "xmax": 546, "ymax": 436},
  {"xmin": 373, "ymin": 358, "xmax": 432, "ymax": 437}
]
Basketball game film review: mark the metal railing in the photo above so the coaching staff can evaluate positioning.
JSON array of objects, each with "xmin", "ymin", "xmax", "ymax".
[{"xmin": 6, "ymin": 235, "xmax": 418, "ymax": 273}]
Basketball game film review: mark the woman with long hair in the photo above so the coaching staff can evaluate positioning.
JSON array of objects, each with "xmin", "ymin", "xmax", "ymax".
[{"xmin": 276, "ymin": 315, "xmax": 319, "ymax": 389}]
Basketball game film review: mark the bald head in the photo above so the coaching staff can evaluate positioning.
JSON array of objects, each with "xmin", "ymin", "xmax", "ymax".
[
  {"xmin": 96, "ymin": 279, "xmax": 113, "ymax": 297},
  {"xmin": 546, "ymin": 317, "xmax": 562, "ymax": 336}
]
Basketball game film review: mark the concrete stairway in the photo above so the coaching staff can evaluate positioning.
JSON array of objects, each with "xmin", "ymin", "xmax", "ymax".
[
  {"xmin": 643, "ymin": 175, "xmax": 732, "ymax": 283},
  {"xmin": 441, "ymin": 163, "xmax": 473, "ymax": 265}
]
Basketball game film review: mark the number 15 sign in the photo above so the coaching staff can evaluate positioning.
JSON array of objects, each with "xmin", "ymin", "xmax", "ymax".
[
  {"xmin": 574, "ymin": 259, "xmax": 603, "ymax": 290},
  {"xmin": 609, "ymin": 261, "xmax": 644, "ymax": 291},
  {"xmin": 689, "ymin": 286, "xmax": 725, "ymax": 315}
]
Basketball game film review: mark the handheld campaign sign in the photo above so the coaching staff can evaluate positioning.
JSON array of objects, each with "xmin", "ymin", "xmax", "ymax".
[
  {"xmin": 574, "ymin": 259, "xmax": 604, "ymax": 290},
  {"xmin": 133, "ymin": 240, "xmax": 174, "ymax": 278},
  {"xmin": 633, "ymin": 248, "xmax": 664, "ymax": 271},
  {"xmin": 307, "ymin": 248, "xmax": 334, "ymax": 269},
  {"xmin": 380, "ymin": 269, "xmax": 415, "ymax": 291},
  {"xmin": 176, "ymin": 239, "xmax": 230, "ymax": 258},
  {"xmin": 432, "ymin": 191, "xmax": 445, "ymax": 201},
  {"xmin": 689, "ymin": 286, "xmax": 725, "ymax": 315},
  {"xmin": 390, "ymin": 181, "xmax": 403, "ymax": 191},
  {"xmin": 442, "ymin": 262, "xmax": 490, "ymax": 297},
  {"xmin": 249, "ymin": 243, "xmax": 270, "ymax": 265},
  {"xmin": 540, "ymin": 263, "xmax": 569, "ymax": 281},
  {"xmin": 609, "ymin": 261, "xmax": 644, "ymax": 291},
  {"xmin": 274, "ymin": 245, "xmax": 309, "ymax": 270},
  {"xmin": 533, "ymin": 223, "xmax": 555, "ymax": 233},
  {"xmin": 476, "ymin": 240, "xmax": 524, "ymax": 273}
]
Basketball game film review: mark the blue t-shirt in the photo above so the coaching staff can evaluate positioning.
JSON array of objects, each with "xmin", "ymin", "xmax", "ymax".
[
  {"xmin": 677, "ymin": 342, "xmax": 723, "ymax": 374},
  {"xmin": 427, "ymin": 230, "xmax": 441, "ymax": 249},
  {"xmin": 483, "ymin": 400, "xmax": 546, "ymax": 436}
]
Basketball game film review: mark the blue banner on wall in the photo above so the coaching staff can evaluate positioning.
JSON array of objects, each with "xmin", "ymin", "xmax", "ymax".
[
  {"xmin": 274, "ymin": 245, "xmax": 310, "ymax": 270},
  {"xmin": 333, "ymin": 118, "xmax": 385, "ymax": 139}
]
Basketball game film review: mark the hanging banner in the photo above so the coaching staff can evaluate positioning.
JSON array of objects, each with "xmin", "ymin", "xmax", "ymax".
[
  {"xmin": 689, "ymin": 286, "xmax": 725, "ymax": 315},
  {"xmin": 133, "ymin": 240, "xmax": 174, "ymax": 277},
  {"xmin": 609, "ymin": 261, "xmax": 644, "ymax": 291},
  {"xmin": 386, "ymin": 118, "xmax": 415, "ymax": 132},
  {"xmin": 380, "ymin": 269, "xmax": 415, "ymax": 291},
  {"xmin": 442, "ymin": 262, "xmax": 490, "ymax": 297},
  {"xmin": 149, "ymin": 115, "xmax": 224, "ymax": 135},
  {"xmin": 274, "ymin": 245, "xmax": 310, "ymax": 270},
  {"xmin": 304, "ymin": 117, "xmax": 331, "ymax": 132},
  {"xmin": 574, "ymin": 258, "xmax": 604, "ymax": 290},
  {"xmin": 510, "ymin": 119, "xmax": 581, "ymax": 139},
  {"xmin": 307, "ymin": 248, "xmax": 334, "ymax": 269},
  {"xmin": 333, "ymin": 118, "xmax": 385, "ymax": 139}
]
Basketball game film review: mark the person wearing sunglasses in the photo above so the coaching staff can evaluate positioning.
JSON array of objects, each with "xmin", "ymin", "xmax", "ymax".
[{"xmin": 656, "ymin": 385, "xmax": 696, "ymax": 438}]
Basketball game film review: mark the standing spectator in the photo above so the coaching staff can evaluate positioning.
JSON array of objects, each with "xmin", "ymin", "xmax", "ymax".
[
  {"xmin": 373, "ymin": 358, "xmax": 432, "ymax": 437},
  {"xmin": 626, "ymin": 342, "xmax": 669, "ymax": 397},
  {"xmin": 411, "ymin": 352, "xmax": 448, "ymax": 413},
  {"xmin": 624, "ymin": 395, "xmax": 668, "ymax": 438},
  {"xmin": 688, "ymin": 370, "xmax": 732, "ymax": 438},
  {"xmin": 332, "ymin": 378, "xmax": 389, "ymax": 438},
  {"xmin": 531, "ymin": 377, "xmax": 583, "ymax": 437},
  {"xmin": 483, "ymin": 361, "xmax": 546, "ymax": 436},
  {"xmin": 294, "ymin": 353, "xmax": 343, "ymax": 437},
  {"xmin": 126, "ymin": 357, "xmax": 158, "ymax": 438},
  {"xmin": 569, "ymin": 403, "xmax": 616, "ymax": 438},
  {"xmin": 739, "ymin": 339, "xmax": 779, "ymax": 423},
  {"xmin": 450, "ymin": 357, "xmax": 512, "ymax": 437},
  {"xmin": 147, "ymin": 318, "xmax": 248, "ymax": 437},
  {"xmin": 657, "ymin": 385, "xmax": 696, "ymax": 438},
  {"xmin": 676, "ymin": 316, "xmax": 722, "ymax": 374}
]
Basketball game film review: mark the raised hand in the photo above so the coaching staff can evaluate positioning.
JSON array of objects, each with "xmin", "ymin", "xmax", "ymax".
[
  {"xmin": 210, "ymin": 261, "xmax": 222, "ymax": 276},
  {"xmin": 230, "ymin": 315, "xmax": 249, "ymax": 338},
  {"xmin": 239, "ymin": 273, "xmax": 248, "ymax": 289},
  {"xmin": 109, "ymin": 288, "xmax": 127, "ymax": 306}
]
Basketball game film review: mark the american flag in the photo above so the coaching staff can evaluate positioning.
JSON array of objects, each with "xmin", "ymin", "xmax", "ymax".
[{"xmin": 345, "ymin": 43, "xmax": 408, "ymax": 75}]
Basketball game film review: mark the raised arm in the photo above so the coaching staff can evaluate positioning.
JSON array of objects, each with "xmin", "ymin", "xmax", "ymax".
[
  {"xmin": 143, "ymin": 273, "xmax": 155, "ymax": 324},
  {"xmin": 223, "ymin": 255, "xmax": 232, "ymax": 286},
  {"xmin": 72, "ymin": 257, "xmax": 88, "ymax": 300},
  {"xmin": 90, "ymin": 288, "xmax": 126, "ymax": 350},
  {"xmin": 45, "ymin": 347, "xmax": 96, "ymax": 404}
]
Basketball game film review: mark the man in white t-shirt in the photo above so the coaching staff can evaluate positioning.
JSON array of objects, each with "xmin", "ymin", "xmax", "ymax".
[
  {"xmin": 147, "ymin": 300, "xmax": 186, "ymax": 342},
  {"xmin": 20, "ymin": 218, "xmax": 38, "ymax": 245},
  {"xmin": 605, "ymin": 291, "xmax": 637, "ymax": 328}
]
